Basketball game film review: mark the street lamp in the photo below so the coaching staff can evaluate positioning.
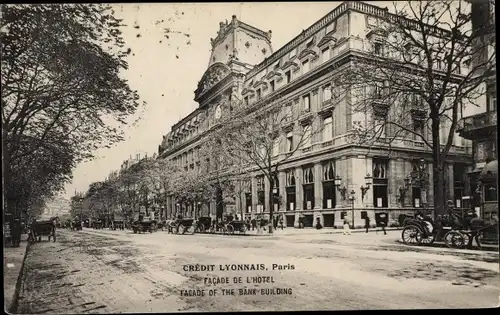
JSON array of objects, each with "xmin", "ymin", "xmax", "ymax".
[
  {"xmin": 335, "ymin": 175, "xmax": 347, "ymax": 200},
  {"xmin": 360, "ymin": 174, "xmax": 373, "ymax": 201},
  {"xmin": 348, "ymin": 190, "xmax": 356, "ymax": 229},
  {"xmin": 398, "ymin": 175, "xmax": 412, "ymax": 206},
  {"xmin": 197, "ymin": 201, "xmax": 202, "ymax": 218}
]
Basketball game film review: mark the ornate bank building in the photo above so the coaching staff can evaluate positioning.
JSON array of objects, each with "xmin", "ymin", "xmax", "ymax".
[{"xmin": 158, "ymin": 2, "xmax": 474, "ymax": 228}]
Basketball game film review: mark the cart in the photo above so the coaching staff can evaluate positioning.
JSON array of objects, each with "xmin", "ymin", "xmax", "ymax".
[
  {"xmin": 195, "ymin": 217, "xmax": 212, "ymax": 233},
  {"xmin": 227, "ymin": 220, "xmax": 248, "ymax": 234},
  {"xmin": 132, "ymin": 220, "xmax": 155, "ymax": 234},
  {"xmin": 168, "ymin": 219, "xmax": 195, "ymax": 235},
  {"xmin": 29, "ymin": 220, "xmax": 56, "ymax": 243}
]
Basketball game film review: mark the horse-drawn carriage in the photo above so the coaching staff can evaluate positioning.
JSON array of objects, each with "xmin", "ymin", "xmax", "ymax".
[
  {"xmin": 111, "ymin": 220, "xmax": 126, "ymax": 230},
  {"xmin": 131, "ymin": 220, "xmax": 156, "ymax": 233},
  {"xmin": 401, "ymin": 209, "xmax": 498, "ymax": 249},
  {"xmin": 71, "ymin": 219, "xmax": 83, "ymax": 231},
  {"xmin": 29, "ymin": 220, "xmax": 56, "ymax": 243},
  {"xmin": 167, "ymin": 218, "xmax": 196, "ymax": 235},
  {"xmin": 194, "ymin": 217, "xmax": 212, "ymax": 233}
]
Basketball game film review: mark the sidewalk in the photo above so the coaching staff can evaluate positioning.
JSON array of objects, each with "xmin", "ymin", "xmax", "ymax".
[
  {"xmin": 3, "ymin": 234, "xmax": 29, "ymax": 314},
  {"xmin": 224, "ymin": 226, "xmax": 402, "ymax": 236}
]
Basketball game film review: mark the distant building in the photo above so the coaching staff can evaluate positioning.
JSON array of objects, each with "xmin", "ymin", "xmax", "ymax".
[{"xmin": 458, "ymin": 0, "xmax": 497, "ymax": 218}]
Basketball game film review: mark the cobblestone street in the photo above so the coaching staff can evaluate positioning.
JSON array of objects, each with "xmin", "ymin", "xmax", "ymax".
[{"xmin": 16, "ymin": 228, "xmax": 499, "ymax": 313}]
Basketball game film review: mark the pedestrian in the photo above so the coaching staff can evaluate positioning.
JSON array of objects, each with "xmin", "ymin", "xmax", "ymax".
[
  {"xmin": 273, "ymin": 216, "xmax": 278, "ymax": 230},
  {"xmin": 379, "ymin": 213, "xmax": 387, "ymax": 235},
  {"xmin": 315, "ymin": 217, "xmax": 323, "ymax": 230},
  {"xmin": 279, "ymin": 215, "xmax": 284, "ymax": 230},
  {"xmin": 343, "ymin": 218, "xmax": 351, "ymax": 235},
  {"xmin": 251, "ymin": 217, "xmax": 257, "ymax": 231},
  {"xmin": 364, "ymin": 215, "xmax": 371, "ymax": 233},
  {"xmin": 10, "ymin": 218, "xmax": 22, "ymax": 247}
]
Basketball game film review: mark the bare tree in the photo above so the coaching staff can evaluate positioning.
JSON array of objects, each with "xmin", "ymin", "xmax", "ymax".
[
  {"xmin": 139, "ymin": 157, "xmax": 180, "ymax": 220},
  {"xmin": 215, "ymin": 96, "xmax": 316, "ymax": 233},
  {"xmin": 336, "ymin": 1, "xmax": 495, "ymax": 218}
]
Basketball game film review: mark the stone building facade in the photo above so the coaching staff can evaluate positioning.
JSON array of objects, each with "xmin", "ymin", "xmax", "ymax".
[
  {"xmin": 458, "ymin": 0, "xmax": 497, "ymax": 218},
  {"xmin": 159, "ymin": 2, "xmax": 473, "ymax": 228}
]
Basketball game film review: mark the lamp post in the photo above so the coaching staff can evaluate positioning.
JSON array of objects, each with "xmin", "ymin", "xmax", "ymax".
[
  {"xmin": 398, "ymin": 175, "xmax": 412, "ymax": 207},
  {"xmin": 348, "ymin": 190, "xmax": 356, "ymax": 229},
  {"xmin": 360, "ymin": 174, "xmax": 373, "ymax": 201},
  {"xmin": 335, "ymin": 175, "xmax": 347, "ymax": 200}
]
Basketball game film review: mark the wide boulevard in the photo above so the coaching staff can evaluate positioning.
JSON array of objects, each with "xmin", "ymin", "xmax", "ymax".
[{"xmin": 16, "ymin": 228, "xmax": 499, "ymax": 313}]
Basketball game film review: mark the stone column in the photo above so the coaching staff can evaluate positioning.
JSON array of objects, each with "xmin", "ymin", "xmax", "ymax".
[
  {"xmin": 314, "ymin": 163, "xmax": 324, "ymax": 226},
  {"xmin": 447, "ymin": 163, "xmax": 454, "ymax": 202},
  {"xmin": 349, "ymin": 155, "xmax": 368, "ymax": 228},
  {"xmin": 389, "ymin": 159, "xmax": 399, "ymax": 208},
  {"xmin": 427, "ymin": 162, "xmax": 434, "ymax": 211},
  {"xmin": 264, "ymin": 176, "xmax": 271, "ymax": 216},
  {"xmin": 294, "ymin": 167, "xmax": 304, "ymax": 227},
  {"xmin": 279, "ymin": 171, "xmax": 287, "ymax": 212},
  {"xmin": 364, "ymin": 157, "xmax": 374, "ymax": 208},
  {"xmin": 335, "ymin": 157, "xmax": 348, "ymax": 208},
  {"xmin": 296, "ymin": 167, "xmax": 304, "ymax": 210},
  {"xmin": 251, "ymin": 176, "xmax": 258, "ymax": 217},
  {"xmin": 403, "ymin": 160, "xmax": 413, "ymax": 208}
]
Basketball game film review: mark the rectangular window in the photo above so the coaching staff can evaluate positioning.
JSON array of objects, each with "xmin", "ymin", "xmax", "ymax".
[
  {"xmin": 303, "ymin": 94, "xmax": 310, "ymax": 111},
  {"xmin": 272, "ymin": 138, "xmax": 280, "ymax": 156},
  {"xmin": 270, "ymin": 80, "xmax": 275, "ymax": 92},
  {"xmin": 323, "ymin": 116, "xmax": 333, "ymax": 141},
  {"xmin": 286, "ymin": 132, "xmax": 294, "ymax": 152},
  {"xmin": 321, "ymin": 48, "xmax": 330, "ymax": 63},
  {"xmin": 256, "ymin": 89, "xmax": 262, "ymax": 100},
  {"xmin": 303, "ymin": 125, "xmax": 312, "ymax": 148},
  {"xmin": 285, "ymin": 71, "xmax": 291, "ymax": 84},
  {"xmin": 302, "ymin": 60, "xmax": 310, "ymax": 73},
  {"xmin": 323, "ymin": 85, "xmax": 332, "ymax": 102},
  {"xmin": 374, "ymin": 42, "xmax": 384, "ymax": 56},
  {"xmin": 244, "ymin": 96, "xmax": 249, "ymax": 105},
  {"xmin": 284, "ymin": 103, "xmax": 293, "ymax": 121},
  {"xmin": 413, "ymin": 119, "xmax": 424, "ymax": 141}
]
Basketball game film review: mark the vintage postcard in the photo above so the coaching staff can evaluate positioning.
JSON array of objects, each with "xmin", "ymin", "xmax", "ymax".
[{"xmin": 2, "ymin": 1, "xmax": 498, "ymax": 313}]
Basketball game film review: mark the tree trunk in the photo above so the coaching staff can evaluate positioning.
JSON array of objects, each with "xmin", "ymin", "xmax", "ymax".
[
  {"xmin": 431, "ymin": 117, "xmax": 446, "ymax": 220},
  {"xmin": 268, "ymin": 177, "xmax": 274, "ymax": 234}
]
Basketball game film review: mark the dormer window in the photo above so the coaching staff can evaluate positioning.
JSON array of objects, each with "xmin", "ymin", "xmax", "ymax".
[
  {"xmin": 374, "ymin": 42, "xmax": 384, "ymax": 56},
  {"xmin": 270, "ymin": 80, "xmax": 275, "ymax": 92},
  {"xmin": 302, "ymin": 60, "xmax": 310, "ymax": 73},
  {"xmin": 306, "ymin": 38, "xmax": 315, "ymax": 48},
  {"xmin": 214, "ymin": 105, "xmax": 222, "ymax": 120},
  {"xmin": 256, "ymin": 89, "xmax": 262, "ymax": 100},
  {"xmin": 321, "ymin": 48, "xmax": 330, "ymax": 63}
]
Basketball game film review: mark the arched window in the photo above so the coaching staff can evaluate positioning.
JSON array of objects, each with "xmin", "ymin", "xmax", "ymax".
[
  {"xmin": 303, "ymin": 167, "xmax": 314, "ymax": 184},
  {"xmin": 323, "ymin": 161, "xmax": 335, "ymax": 181},
  {"xmin": 286, "ymin": 169, "xmax": 296, "ymax": 186},
  {"xmin": 373, "ymin": 161, "xmax": 387, "ymax": 179}
]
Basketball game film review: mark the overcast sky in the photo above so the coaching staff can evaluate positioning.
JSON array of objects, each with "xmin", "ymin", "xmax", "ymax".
[{"xmin": 62, "ymin": 1, "xmax": 395, "ymax": 199}]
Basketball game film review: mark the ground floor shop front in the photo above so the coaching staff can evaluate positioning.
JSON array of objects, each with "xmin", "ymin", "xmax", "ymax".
[{"xmin": 163, "ymin": 148, "xmax": 472, "ymax": 227}]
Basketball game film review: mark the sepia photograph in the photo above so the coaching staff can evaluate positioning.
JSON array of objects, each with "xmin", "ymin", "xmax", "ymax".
[{"xmin": 2, "ymin": 1, "xmax": 498, "ymax": 313}]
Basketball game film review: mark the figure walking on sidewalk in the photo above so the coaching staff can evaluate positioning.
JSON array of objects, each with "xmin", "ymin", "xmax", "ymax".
[
  {"xmin": 364, "ymin": 215, "xmax": 370, "ymax": 233},
  {"xmin": 343, "ymin": 219, "xmax": 351, "ymax": 235}
]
